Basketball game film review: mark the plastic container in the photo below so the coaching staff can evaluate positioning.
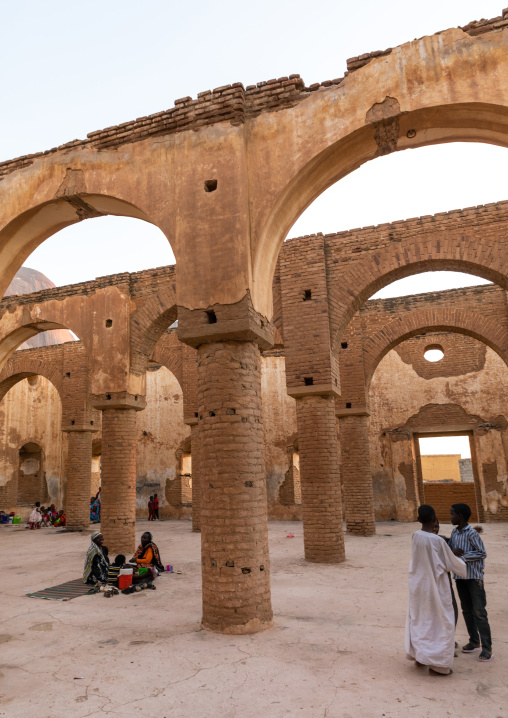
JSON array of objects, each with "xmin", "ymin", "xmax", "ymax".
[
  {"xmin": 138, "ymin": 566, "xmax": 148, "ymax": 576},
  {"xmin": 119, "ymin": 567, "xmax": 133, "ymax": 575},
  {"xmin": 0, "ymin": 514, "xmax": 8, "ymax": 524},
  {"xmin": 118, "ymin": 573, "xmax": 133, "ymax": 590},
  {"xmin": 12, "ymin": 516, "xmax": 21, "ymax": 524}
]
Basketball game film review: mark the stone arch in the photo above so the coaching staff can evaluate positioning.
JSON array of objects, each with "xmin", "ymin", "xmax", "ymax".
[
  {"xmin": 0, "ymin": 356, "xmax": 63, "ymax": 402},
  {"xmin": 130, "ymin": 285, "xmax": 178, "ymax": 376},
  {"xmin": 330, "ymin": 230, "xmax": 508, "ymax": 353},
  {"xmin": 0, "ymin": 191, "xmax": 169, "ymax": 299},
  {"xmin": 251, "ymin": 23, "xmax": 508, "ymax": 318},
  {"xmin": 363, "ymin": 308, "xmax": 508, "ymax": 391},
  {"xmin": 150, "ymin": 331, "xmax": 184, "ymax": 388}
]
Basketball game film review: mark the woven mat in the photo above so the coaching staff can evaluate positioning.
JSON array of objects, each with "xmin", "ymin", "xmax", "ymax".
[{"xmin": 26, "ymin": 578, "xmax": 94, "ymax": 601}]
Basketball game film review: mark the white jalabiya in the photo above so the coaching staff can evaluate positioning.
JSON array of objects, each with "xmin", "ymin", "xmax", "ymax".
[{"xmin": 406, "ymin": 530, "xmax": 467, "ymax": 672}]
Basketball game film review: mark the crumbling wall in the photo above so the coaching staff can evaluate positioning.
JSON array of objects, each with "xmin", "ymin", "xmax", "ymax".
[
  {"xmin": 0, "ymin": 376, "xmax": 62, "ymax": 513},
  {"xmin": 370, "ymin": 336, "xmax": 508, "ymax": 522}
]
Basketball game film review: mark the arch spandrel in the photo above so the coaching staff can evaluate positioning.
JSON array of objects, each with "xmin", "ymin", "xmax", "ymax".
[{"xmin": 363, "ymin": 308, "xmax": 508, "ymax": 391}]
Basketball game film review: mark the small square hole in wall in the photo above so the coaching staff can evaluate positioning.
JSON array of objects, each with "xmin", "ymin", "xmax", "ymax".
[
  {"xmin": 105, "ymin": 319, "xmax": 113, "ymax": 328},
  {"xmin": 303, "ymin": 289, "xmax": 312, "ymax": 301},
  {"xmin": 341, "ymin": 342, "xmax": 348, "ymax": 349},
  {"xmin": 65, "ymin": 372, "xmax": 71, "ymax": 378},
  {"xmin": 304, "ymin": 377, "xmax": 314, "ymax": 386},
  {"xmin": 206, "ymin": 310, "xmax": 217, "ymax": 324},
  {"xmin": 346, "ymin": 402, "xmax": 352, "ymax": 409},
  {"xmin": 204, "ymin": 179, "xmax": 217, "ymax": 192}
]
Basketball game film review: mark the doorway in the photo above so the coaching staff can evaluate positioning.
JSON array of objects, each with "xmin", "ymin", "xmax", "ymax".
[{"xmin": 414, "ymin": 431, "xmax": 480, "ymax": 522}]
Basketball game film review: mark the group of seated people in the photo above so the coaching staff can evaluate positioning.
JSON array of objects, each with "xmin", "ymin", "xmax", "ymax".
[
  {"xmin": 83, "ymin": 530, "xmax": 164, "ymax": 590},
  {"xmin": 28, "ymin": 502, "xmax": 66, "ymax": 529}
]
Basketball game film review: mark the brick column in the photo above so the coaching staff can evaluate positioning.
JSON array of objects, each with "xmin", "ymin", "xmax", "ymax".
[
  {"xmin": 93, "ymin": 393, "xmax": 145, "ymax": 554},
  {"xmin": 198, "ymin": 341, "xmax": 273, "ymax": 634},
  {"xmin": 190, "ymin": 422, "xmax": 201, "ymax": 532},
  {"xmin": 338, "ymin": 412, "xmax": 376, "ymax": 536},
  {"xmin": 296, "ymin": 394, "xmax": 345, "ymax": 563},
  {"xmin": 63, "ymin": 428, "xmax": 93, "ymax": 531}
]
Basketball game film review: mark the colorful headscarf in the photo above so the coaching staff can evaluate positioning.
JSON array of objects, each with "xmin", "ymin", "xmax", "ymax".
[
  {"xmin": 83, "ymin": 530, "xmax": 108, "ymax": 584},
  {"xmin": 133, "ymin": 532, "xmax": 164, "ymax": 571}
]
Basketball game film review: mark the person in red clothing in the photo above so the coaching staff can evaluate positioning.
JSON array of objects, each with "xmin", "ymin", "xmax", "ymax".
[
  {"xmin": 147, "ymin": 495, "xmax": 155, "ymax": 521},
  {"xmin": 153, "ymin": 493, "xmax": 160, "ymax": 521}
]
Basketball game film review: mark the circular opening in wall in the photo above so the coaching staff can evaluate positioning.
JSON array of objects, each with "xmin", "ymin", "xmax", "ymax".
[
  {"xmin": 424, "ymin": 345, "xmax": 444, "ymax": 362},
  {"xmin": 27, "ymin": 375, "xmax": 40, "ymax": 387}
]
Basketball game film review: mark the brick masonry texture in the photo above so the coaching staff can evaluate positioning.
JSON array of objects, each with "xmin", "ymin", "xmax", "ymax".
[
  {"xmin": 423, "ymin": 482, "xmax": 478, "ymax": 523},
  {"xmin": 339, "ymin": 414, "xmax": 376, "ymax": 536},
  {"xmin": 100, "ymin": 408, "xmax": 138, "ymax": 555},
  {"xmin": 64, "ymin": 430, "xmax": 93, "ymax": 530},
  {"xmin": 296, "ymin": 395, "xmax": 345, "ymax": 563},
  {"xmin": 197, "ymin": 341, "xmax": 273, "ymax": 633}
]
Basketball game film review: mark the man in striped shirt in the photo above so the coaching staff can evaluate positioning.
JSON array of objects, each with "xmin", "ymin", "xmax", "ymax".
[{"xmin": 449, "ymin": 503, "xmax": 493, "ymax": 662}]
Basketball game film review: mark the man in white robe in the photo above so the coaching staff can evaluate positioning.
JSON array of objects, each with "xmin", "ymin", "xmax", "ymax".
[{"xmin": 406, "ymin": 504, "xmax": 467, "ymax": 676}]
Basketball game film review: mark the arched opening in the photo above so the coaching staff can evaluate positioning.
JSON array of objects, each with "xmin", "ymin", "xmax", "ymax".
[
  {"xmin": 91, "ymin": 439, "xmax": 102, "ymax": 497},
  {"xmin": 137, "ymin": 364, "xmax": 190, "ymax": 520},
  {"xmin": 0, "ymin": 194, "xmax": 175, "ymax": 300},
  {"xmin": 18, "ymin": 442, "xmax": 46, "ymax": 505}
]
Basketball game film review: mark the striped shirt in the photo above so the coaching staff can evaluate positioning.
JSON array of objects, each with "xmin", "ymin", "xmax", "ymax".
[
  {"xmin": 107, "ymin": 564, "xmax": 122, "ymax": 585},
  {"xmin": 448, "ymin": 524, "xmax": 486, "ymax": 580}
]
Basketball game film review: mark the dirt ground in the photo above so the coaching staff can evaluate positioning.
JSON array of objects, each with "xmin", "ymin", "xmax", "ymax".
[{"xmin": 1, "ymin": 519, "xmax": 506, "ymax": 718}]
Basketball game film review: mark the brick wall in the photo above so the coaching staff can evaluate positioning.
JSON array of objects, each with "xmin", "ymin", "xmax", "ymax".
[{"xmin": 423, "ymin": 482, "xmax": 478, "ymax": 523}]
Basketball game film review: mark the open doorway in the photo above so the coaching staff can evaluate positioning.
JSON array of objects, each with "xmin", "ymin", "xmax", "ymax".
[{"xmin": 414, "ymin": 432, "xmax": 480, "ymax": 522}]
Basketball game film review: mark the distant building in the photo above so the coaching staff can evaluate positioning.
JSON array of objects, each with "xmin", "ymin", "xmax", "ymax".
[
  {"xmin": 459, "ymin": 458, "xmax": 474, "ymax": 482},
  {"xmin": 421, "ymin": 454, "xmax": 461, "ymax": 482}
]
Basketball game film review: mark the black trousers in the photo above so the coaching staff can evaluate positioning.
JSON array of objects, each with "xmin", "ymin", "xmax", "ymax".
[{"xmin": 455, "ymin": 579, "xmax": 492, "ymax": 653}]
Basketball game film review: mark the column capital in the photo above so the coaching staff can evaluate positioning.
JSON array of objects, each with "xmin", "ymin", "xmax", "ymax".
[
  {"xmin": 62, "ymin": 424, "xmax": 99, "ymax": 433},
  {"xmin": 92, "ymin": 391, "xmax": 146, "ymax": 411},
  {"xmin": 288, "ymin": 384, "xmax": 340, "ymax": 399},
  {"xmin": 177, "ymin": 293, "xmax": 274, "ymax": 350},
  {"xmin": 335, "ymin": 407, "xmax": 370, "ymax": 418}
]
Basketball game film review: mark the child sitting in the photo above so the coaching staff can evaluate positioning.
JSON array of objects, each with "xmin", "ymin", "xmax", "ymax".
[
  {"xmin": 29, "ymin": 502, "xmax": 42, "ymax": 530},
  {"xmin": 107, "ymin": 554, "xmax": 126, "ymax": 587}
]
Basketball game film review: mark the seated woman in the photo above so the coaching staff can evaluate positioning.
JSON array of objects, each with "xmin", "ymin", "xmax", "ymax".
[
  {"xmin": 53, "ymin": 510, "xmax": 66, "ymax": 527},
  {"xmin": 129, "ymin": 531, "xmax": 164, "ymax": 578},
  {"xmin": 83, "ymin": 530, "xmax": 109, "ymax": 585},
  {"xmin": 48, "ymin": 504, "xmax": 58, "ymax": 524}
]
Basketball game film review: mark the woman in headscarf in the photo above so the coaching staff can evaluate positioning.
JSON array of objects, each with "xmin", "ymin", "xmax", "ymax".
[
  {"xmin": 129, "ymin": 531, "xmax": 164, "ymax": 576},
  {"xmin": 90, "ymin": 496, "xmax": 100, "ymax": 523},
  {"xmin": 83, "ymin": 530, "xmax": 109, "ymax": 585}
]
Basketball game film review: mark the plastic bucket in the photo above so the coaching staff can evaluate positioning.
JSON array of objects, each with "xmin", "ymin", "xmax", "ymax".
[
  {"xmin": 118, "ymin": 574, "xmax": 133, "ymax": 590},
  {"xmin": 138, "ymin": 566, "xmax": 148, "ymax": 576},
  {"xmin": 12, "ymin": 516, "xmax": 21, "ymax": 524}
]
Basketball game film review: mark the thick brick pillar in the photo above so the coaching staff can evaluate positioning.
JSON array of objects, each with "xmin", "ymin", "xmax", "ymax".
[
  {"xmin": 296, "ymin": 394, "xmax": 345, "ymax": 563},
  {"xmin": 100, "ymin": 407, "xmax": 138, "ymax": 555},
  {"xmin": 63, "ymin": 429, "xmax": 93, "ymax": 531},
  {"xmin": 190, "ymin": 422, "xmax": 201, "ymax": 532},
  {"xmin": 198, "ymin": 341, "xmax": 273, "ymax": 634},
  {"xmin": 338, "ymin": 413, "xmax": 376, "ymax": 536}
]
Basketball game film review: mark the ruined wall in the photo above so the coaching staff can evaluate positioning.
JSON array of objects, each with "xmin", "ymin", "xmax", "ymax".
[
  {"xmin": 0, "ymin": 376, "xmax": 63, "ymax": 513},
  {"xmin": 369, "ymin": 335, "xmax": 508, "ymax": 522},
  {"xmin": 260, "ymin": 352, "xmax": 299, "ymax": 519},
  {"xmin": 136, "ymin": 365, "xmax": 190, "ymax": 518}
]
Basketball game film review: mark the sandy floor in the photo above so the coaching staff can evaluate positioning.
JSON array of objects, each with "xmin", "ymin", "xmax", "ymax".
[{"xmin": 1, "ymin": 519, "xmax": 506, "ymax": 718}]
